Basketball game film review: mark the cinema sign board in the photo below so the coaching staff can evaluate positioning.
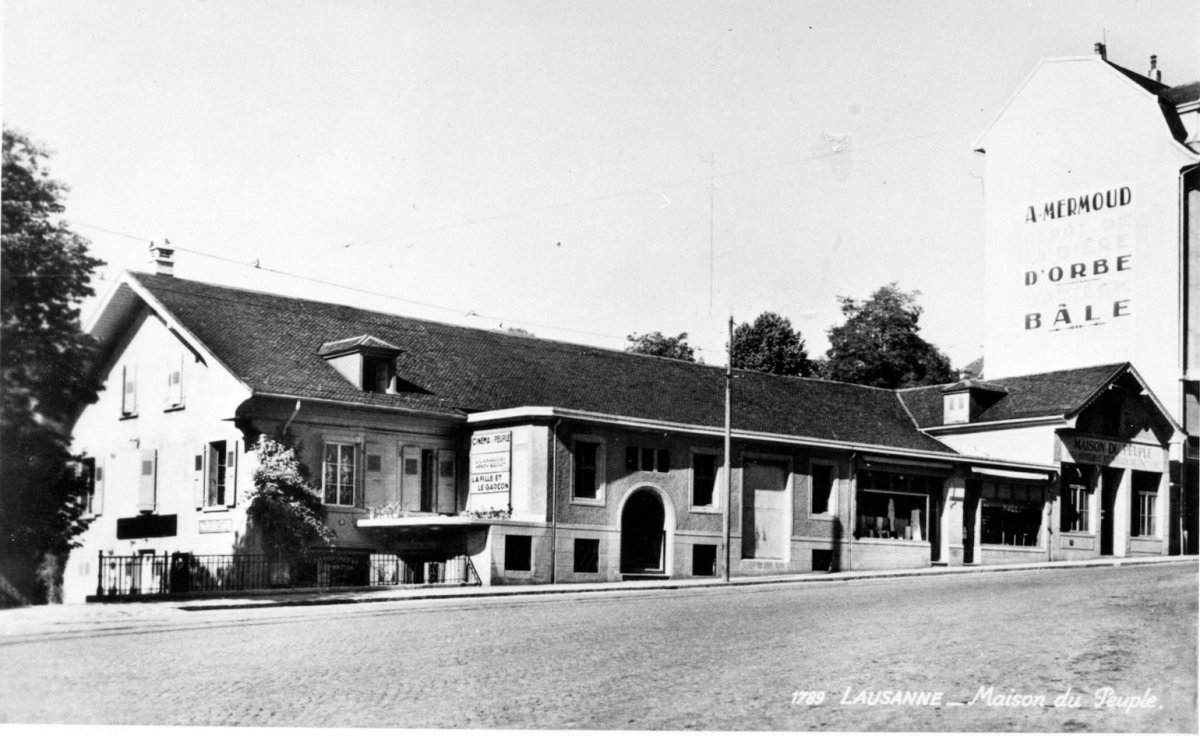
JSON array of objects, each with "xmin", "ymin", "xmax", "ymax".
[
  {"xmin": 468, "ymin": 430, "xmax": 512, "ymax": 512},
  {"xmin": 1058, "ymin": 433, "xmax": 1165, "ymax": 472}
]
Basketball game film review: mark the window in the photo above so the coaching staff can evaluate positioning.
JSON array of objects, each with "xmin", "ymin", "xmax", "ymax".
[
  {"xmin": 810, "ymin": 463, "xmax": 835, "ymax": 515},
  {"xmin": 574, "ymin": 538, "xmax": 599, "ymax": 573},
  {"xmin": 692, "ymin": 453, "xmax": 718, "ymax": 507},
  {"xmin": 1061, "ymin": 464, "xmax": 1091, "ymax": 533},
  {"xmin": 323, "ymin": 442, "xmax": 357, "ymax": 506},
  {"xmin": 121, "ymin": 365, "xmax": 137, "ymax": 416},
  {"xmin": 854, "ymin": 471, "xmax": 940, "ymax": 540},
  {"xmin": 165, "ymin": 354, "xmax": 184, "ymax": 409},
  {"xmin": 420, "ymin": 449, "xmax": 435, "ymax": 512},
  {"xmin": 74, "ymin": 458, "xmax": 100, "ymax": 516},
  {"xmin": 692, "ymin": 544, "xmax": 717, "ymax": 576},
  {"xmin": 573, "ymin": 440, "xmax": 601, "ymax": 500},
  {"xmin": 206, "ymin": 440, "xmax": 229, "ymax": 506},
  {"xmin": 625, "ymin": 446, "xmax": 669, "ymax": 472},
  {"xmin": 366, "ymin": 454, "xmax": 382, "ymax": 473},
  {"xmin": 980, "ymin": 482, "xmax": 1043, "ymax": 546},
  {"xmin": 1131, "ymin": 471, "xmax": 1159, "ymax": 537},
  {"xmin": 505, "ymin": 535, "xmax": 532, "ymax": 572}
]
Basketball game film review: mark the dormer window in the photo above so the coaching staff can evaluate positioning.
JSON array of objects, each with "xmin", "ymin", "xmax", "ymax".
[
  {"xmin": 943, "ymin": 391, "xmax": 970, "ymax": 424},
  {"xmin": 318, "ymin": 335, "xmax": 404, "ymax": 394},
  {"xmin": 939, "ymin": 380, "xmax": 1008, "ymax": 425}
]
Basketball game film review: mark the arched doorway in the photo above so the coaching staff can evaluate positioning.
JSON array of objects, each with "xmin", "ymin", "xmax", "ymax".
[{"xmin": 621, "ymin": 488, "xmax": 666, "ymax": 574}]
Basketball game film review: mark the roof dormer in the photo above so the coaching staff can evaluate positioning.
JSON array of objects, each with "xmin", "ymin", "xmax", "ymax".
[
  {"xmin": 940, "ymin": 380, "xmax": 1009, "ymax": 425},
  {"xmin": 318, "ymin": 335, "xmax": 404, "ymax": 394}
]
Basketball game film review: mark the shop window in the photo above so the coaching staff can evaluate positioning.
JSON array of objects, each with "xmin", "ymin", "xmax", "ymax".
[
  {"xmin": 573, "ymin": 440, "xmax": 602, "ymax": 500},
  {"xmin": 692, "ymin": 544, "xmax": 717, "ymax": 576},
  {"xmin": 323, "ymin": 442, "xmax": 357, "ymax": 506},
  {"xmin": 505, "ymin": 535, "xmax": 532, "ymax": 572},
  {"xmin": 625, "ymin": 446, "xmax": 669, "ymax": 472},
  {"xmin": 810, "ymin": 463, "xmax": 835, "ymax": 515},
  {"xmin": 980, "ymin": 482, "xmax": 1042, "ymax": 546},
  {"xmin": 573, "ymin": 538, "xmax": 599, "ymax": 573},
  {"xmin": 854, "ymin": 471, "xmax": 938, "ymax": 540},
  {"xmin": 1061, "ymin": 464, "xmax": 1091, "ymax": 533},
  {"xmin": 1131, "ymin": 471, "xmax": 1159, "ymax": 537},
  {"xmin": 692, "ymin": 453, "xmax": 718, "ymax": 507}
]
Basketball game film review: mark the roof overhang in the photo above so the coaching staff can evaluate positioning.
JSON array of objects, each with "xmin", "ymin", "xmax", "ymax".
[
  {"xmin": 469, "ymin": 406, "xmax": 997, "ymax": 467},
  {"xmin": 84, "ymin": 271, "xmax": 253, "ymax": 399}
]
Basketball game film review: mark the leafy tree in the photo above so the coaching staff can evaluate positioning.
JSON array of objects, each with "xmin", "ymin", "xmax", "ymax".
[
  {"xmin": 505, "ymin": 327, "xmax": 536, "ymax": 337},
  {"xmin": 731, "ymin": 312, "xmax": 813, "ymax": 376},
  {"xmin": 626, "ymin": 331, "xmax": 696, "ymax": 362},
  {"xmin": 1, "ymin": 129, "xmax": 105, "ymax": 603},
  {"xmin": 823, "ymin": 283, "xmax": 956, "ymax": 389},
  {"xmin": 245, "ymin": 436, "xmax": 334, "ymax": 560}
]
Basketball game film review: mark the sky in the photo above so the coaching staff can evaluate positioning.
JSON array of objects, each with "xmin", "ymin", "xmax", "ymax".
[{"xmin": 4, "ymin": 0, "xmax": 1198, "ymax": 367}]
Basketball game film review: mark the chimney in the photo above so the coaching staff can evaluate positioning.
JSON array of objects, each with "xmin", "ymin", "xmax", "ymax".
[
  {"xmin": 1148, "ymin": 54, "xmax": 1161, "ymax": 82},
  {"xmin": 1093, "ymin": 42, "xmax": 1107, "ymax": 60},
  {"xmin": 149, "ymin": 240, "xmax": 175, "ymax": 277}
]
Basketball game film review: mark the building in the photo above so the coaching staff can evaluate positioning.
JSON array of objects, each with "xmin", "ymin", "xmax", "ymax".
[
  {"xmin": 974, "ymin": 44, "xmax": 1200, "ymax": 550},
  {"xmin": 60, "ymin": 259, "xmax": 1183, "ymax": 603}
]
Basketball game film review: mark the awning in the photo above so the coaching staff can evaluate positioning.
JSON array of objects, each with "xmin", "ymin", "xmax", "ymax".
[
  {"xmin": 969, "ymin": 466, "xmax": 1053, "ymax": 482},
  {"xmin": 861, "ymin": 455, "xmax": 953, "ymax": 475}
]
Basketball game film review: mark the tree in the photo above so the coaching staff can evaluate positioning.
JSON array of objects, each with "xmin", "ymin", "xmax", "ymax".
[
  {"xmin": 1, "ymin": 129, "xmax": 105, "ymax": 603},
  {"xmin": 244, "ymin": 436, "xmax": 334, "ymax": 560},
  {"xmin": 626, "ymin": 331, "xmax": 696, "ymax": 362},
  {"xmin": 731, "ymin": 312, "xmax": 813, "ymax": 376},
  {"xmin": 823, "ymin": 283, "xmax": 956, "ymax": 389}
]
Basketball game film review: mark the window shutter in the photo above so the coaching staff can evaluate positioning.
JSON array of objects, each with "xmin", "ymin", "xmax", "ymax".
[
  {"xmin": 194, "ymin": 448, "xmax": 206, "ymax": 508},
  {"xmin": 401, "ymin": 445, "xmax": 421, "ymax": 509},
  {"xmin": 437, "ymin": 449, "xmax": 457, "ymax": 514},
  {"xmin": 137, "ymin": 449, "xmax": 157, "ymax": 512},
  {"xmin": 166, "ymin": 355, "xmax": 183, "ymax": 407},
  {"xmin": 122, "ymin": 365, "xmax": 138, "ymax": 415},
  {"xmin": 93, "ymin": 460, "xmax": 105, "ymax": 516},
  {"xmin": 226, "ymin": 440, "xmax": 239, "ymax": 508}
]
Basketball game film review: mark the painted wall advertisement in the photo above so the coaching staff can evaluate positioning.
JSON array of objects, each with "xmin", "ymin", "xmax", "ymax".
[
  {"xmin": 1016, "ymin": 184, "xmax": 1135, "ymax": 335},
  {"xmin": 1058, "ymin": 433, "xmax": 1165, "ymax": 472},
  {"xmin": 467, "ymin": 430, "xmax": 511, "ymax": 512}
]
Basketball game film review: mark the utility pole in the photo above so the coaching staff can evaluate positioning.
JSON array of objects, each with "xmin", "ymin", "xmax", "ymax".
[{"xmin": 723, "ymin": 314, "xmax": 733, "ymax": 581}]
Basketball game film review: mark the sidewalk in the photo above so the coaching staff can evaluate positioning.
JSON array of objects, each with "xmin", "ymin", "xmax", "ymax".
[{"xmin": 2, "ymin": 555, "xmax": 1195, "ymax": 641}]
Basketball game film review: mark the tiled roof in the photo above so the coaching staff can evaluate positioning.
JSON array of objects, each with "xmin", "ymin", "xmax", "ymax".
[
  {"xmin": 898, "ymin": 363, "xmax": 1129, "ymax": 427},
  {"xmin": 130, "ymin": 273, "xmax": 951, "ymax": 453},
  {"xmin": 1162, "ymin": 81, "xmax": 1200, "ymax": 106}
]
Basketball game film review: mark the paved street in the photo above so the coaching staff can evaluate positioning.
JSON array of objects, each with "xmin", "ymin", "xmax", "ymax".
[{"xmin": 1, "ymin": 562, "xmax": 1195, "ymax": 731}]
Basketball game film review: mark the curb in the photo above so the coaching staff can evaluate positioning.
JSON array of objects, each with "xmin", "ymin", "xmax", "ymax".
[{"xmin": 175, "ymin": 555, "xmax": 1199, "ymax": 612}]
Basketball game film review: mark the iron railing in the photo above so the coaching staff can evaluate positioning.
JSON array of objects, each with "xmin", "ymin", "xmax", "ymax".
[{"xmin": 95, "ymin": 551, "xmax": 480, "ymax": 599}]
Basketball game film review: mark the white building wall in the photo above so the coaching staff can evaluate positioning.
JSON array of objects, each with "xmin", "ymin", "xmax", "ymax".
[
  {"xmin": 64, "ymin": 308, "xmax": 253, "ymax": 603},
  {"xmin": 978, "ymin": 57, "xmax": 1198, "ymax": 422}
]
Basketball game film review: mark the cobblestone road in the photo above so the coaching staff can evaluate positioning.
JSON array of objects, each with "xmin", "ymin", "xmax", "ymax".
[{"xmin": 1, "ymin": 563, "xmax": 1195, "ymax": 731}]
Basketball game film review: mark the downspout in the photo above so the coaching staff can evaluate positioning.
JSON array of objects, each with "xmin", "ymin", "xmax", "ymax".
[
  {"xmin": 549, "ymin": 418, "xmax": 562, "ymax": 584},
  {"xmin": 282, "ymin": 400, "xmax": 302, "ymax": 435}
]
